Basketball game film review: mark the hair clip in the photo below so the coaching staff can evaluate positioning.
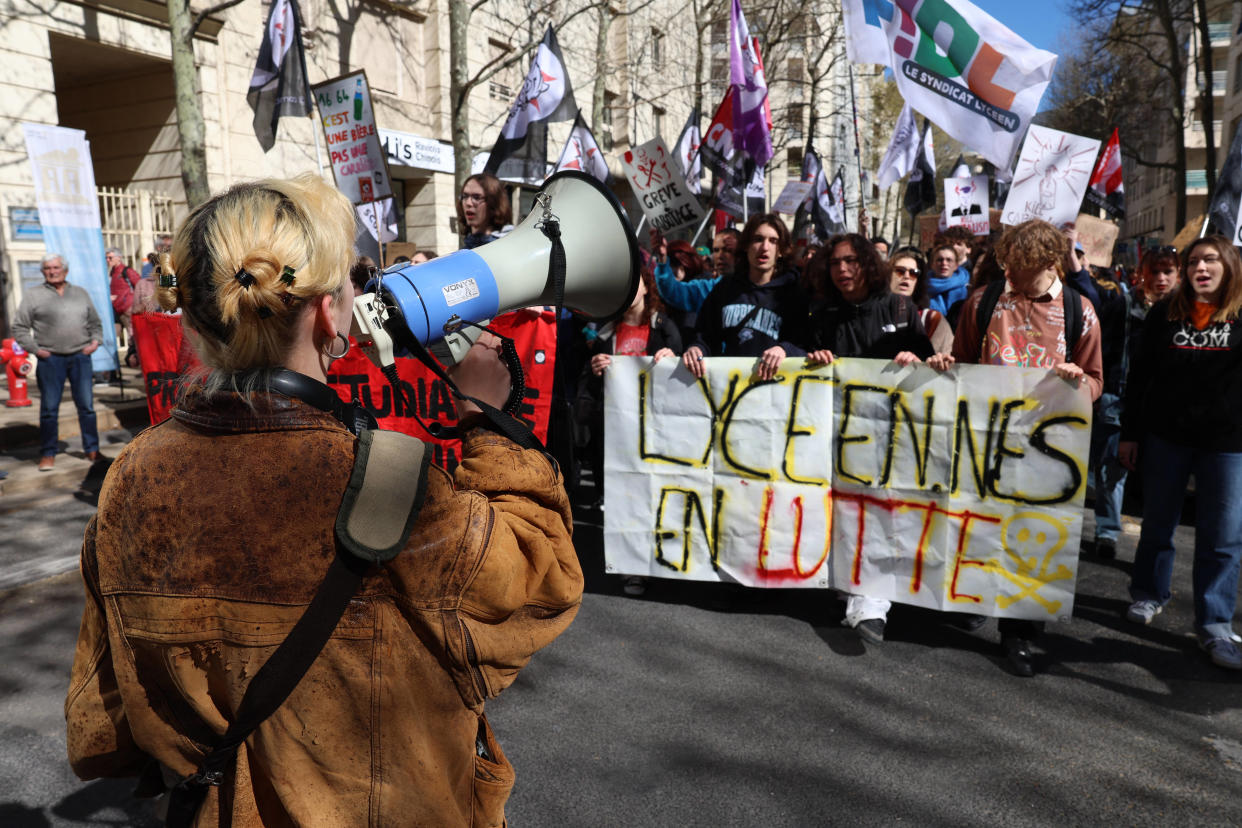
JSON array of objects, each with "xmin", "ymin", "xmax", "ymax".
[
  {"xmin": 157, "ymin": 270, "xmax": 178, "ymax": 289},
  {"xmin": 234, "ymin": 269, "xmax": 256, "ymax": 289},
  {"xmin": 280, "ymin": 265, "xmax": 296, "ymax": 286},
  {"xmin": 257, "ymin": 306, "xmax": 274, "ymax": 319}
]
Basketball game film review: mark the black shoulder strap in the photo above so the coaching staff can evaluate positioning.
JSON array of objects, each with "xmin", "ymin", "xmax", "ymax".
[
  {"xmin": 976, "ymin": 280, "xmax": 1007, "ymax": 356},
  {"xmin": 164, "ymin": 430, "xmax": 429, "ymax": 827},
  {"xmin": 1063, "ymin": 281, "xmax": 1083, "ymax": 355}
]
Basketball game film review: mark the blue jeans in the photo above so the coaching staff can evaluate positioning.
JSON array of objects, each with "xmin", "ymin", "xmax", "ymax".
[
  {"xmin": 1129, "ymin": 433, "xmax": 1242, "ymax": 640},
  {"xmin": 1090, "ymin": 423, "xmax": 1127, "ymax": 542},
  {"xmin": 35, "ymin": 352, "xmax": 98, "ymax": 457}
]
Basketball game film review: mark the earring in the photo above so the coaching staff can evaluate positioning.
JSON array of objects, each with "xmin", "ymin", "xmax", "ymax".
[{"xmin": 324, "ymin": 332, "xmax": 350, "ymax": 360}]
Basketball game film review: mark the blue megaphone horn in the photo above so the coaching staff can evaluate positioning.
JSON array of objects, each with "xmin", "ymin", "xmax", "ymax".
[{"xmin": 352, "ymin": 170, "xmax": 640, "ymax": 368}]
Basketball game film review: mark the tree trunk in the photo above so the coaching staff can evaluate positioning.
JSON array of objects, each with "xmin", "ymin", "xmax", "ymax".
[
  {"xmin": 592, "ymin": 6, "xmax": 611, "ymax": 127},
  {"xmin": 167, "ymin": 0, "xmax": 210, "ymax": 208},
  {"xmin": 1194, "ymin": 0, "xmax": 1217, "ymax": 195},
  {"xmin": 1156, "ymin": 0, "xmax": 1188, "ymax": 232},
  {"xmin": 449, "ymin": 0, "xmax": 472, "ymax": 200}
]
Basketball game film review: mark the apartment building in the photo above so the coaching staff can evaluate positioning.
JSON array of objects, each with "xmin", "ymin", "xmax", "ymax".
[{"xmin": 1121, "ymin": 0, "xmax": 1242, "ymax": 251}]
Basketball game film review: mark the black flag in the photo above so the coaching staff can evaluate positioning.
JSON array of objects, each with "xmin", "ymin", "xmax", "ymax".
[
  {"xmin": 904, "ymin": 119, "xmax": 936, "ymax": 216},
  {"xmin": 484, "ymin": 26, "xmax": 577, "ymax": 182},
  {"xmin": 247, "ymin": 0, "xmax": 312, "ymax": 152},
  {"xmin": 1207, "ymin": 125, "xmax": 1242, "ymax": 244}
]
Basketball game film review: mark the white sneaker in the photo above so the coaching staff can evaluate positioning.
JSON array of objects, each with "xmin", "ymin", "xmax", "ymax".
[{"xmin": 1125, "ymin": 599, "xmax": 1162, "ymax": 625}]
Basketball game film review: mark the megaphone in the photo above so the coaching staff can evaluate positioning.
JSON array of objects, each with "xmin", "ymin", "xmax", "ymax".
[{"xmin": 353, "ymin": 170, "xmax": 640, "ymax": 367}]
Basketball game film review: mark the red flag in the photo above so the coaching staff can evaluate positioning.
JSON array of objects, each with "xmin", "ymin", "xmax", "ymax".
[{"xmin": 1085, "ymin": 127, "xmax": 1125, "ymax": 219}]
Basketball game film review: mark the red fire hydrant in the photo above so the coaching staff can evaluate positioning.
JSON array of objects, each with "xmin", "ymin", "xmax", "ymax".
[{"xmin": 1, "ymin": 338, "xmax": 33, "ymax": 407}]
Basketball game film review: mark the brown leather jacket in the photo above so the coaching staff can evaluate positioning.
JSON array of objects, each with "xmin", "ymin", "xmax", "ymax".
[{"xmin": 65, "ymin": 391, "xmax": 582, "ymax": 826}]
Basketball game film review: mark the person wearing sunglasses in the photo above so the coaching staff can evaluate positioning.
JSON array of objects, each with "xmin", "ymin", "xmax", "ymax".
[
  {"xmin": 804, "ymin": 233, "xmax": 934, "ymax": 646},
  {"xmin": 456, "ymin": 173, "xmax": 514, "ymax": 249},
  {"xmin": 1119, "ymin": 236, "xmax": 1242, "ymax": 671},
  {"xmin": 887, "ymin": 246, "xmax": 955, "ymax": 354}
]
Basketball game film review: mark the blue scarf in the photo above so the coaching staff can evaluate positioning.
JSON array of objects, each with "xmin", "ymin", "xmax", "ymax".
[{"xmin": 926, "ymin": 265, "xmax": 970, "ymax": 316}]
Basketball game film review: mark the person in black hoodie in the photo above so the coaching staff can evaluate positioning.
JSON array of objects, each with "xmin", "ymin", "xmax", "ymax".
[
  {"xmin": 682, "ymin": 214, "xmax": 808, "ymax": 381},
  {"xmin": 1119, "ymin": 236, "xmax": 1242, "ymax": 671},
  {"xmin": 804, "ymin": 233, "xmax": 934, "ymax": 646}
]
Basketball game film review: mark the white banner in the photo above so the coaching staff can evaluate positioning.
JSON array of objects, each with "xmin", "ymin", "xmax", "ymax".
[
  {"xmin": 944, "ymin": 174, "xmax": 990, "ymax": 235},
  {"xmin": 842, "ymin": 0, "xmax": 1056, "ymax": 170},
  {"xmin": 1001, "ymin": 126, "xmax": 1100, "ymax": 228},
  {"xmin": 621, "ymin": 137, "xmax": 704, "ymax": 233},
  {"xmin": 312, "ymin": 72, "xmax": 393, "ymax": 205},
  {"xmin": 21, "ymin": 123, "xmax": 117, "ymax": 372},
  {"xmin": 603, "ymin": 356, "xmax": 1091, "ymax": 621}
]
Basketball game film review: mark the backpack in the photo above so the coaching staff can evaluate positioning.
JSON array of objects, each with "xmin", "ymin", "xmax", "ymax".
[{"xmin": 975, "ymin": 279, "xmax": 1083, "ymax": 358}]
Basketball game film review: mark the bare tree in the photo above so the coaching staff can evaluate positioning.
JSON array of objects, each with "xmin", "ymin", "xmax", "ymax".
[
  {"xmin": 167, "ymin": 0, "xmax": 245, "ymax": 207},
  {"xmin": 1061, "ymin": 0, "xmax": 1196, "ymax": 230}
]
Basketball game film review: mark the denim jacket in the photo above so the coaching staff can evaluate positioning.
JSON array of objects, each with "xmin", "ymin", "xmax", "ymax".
[{"xmin": 65, "ymin": 391, "xmax": 581, "ymax": 826}]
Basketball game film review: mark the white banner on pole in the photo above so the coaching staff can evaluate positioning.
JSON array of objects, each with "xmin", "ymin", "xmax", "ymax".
[
  {"xmin": 603, "ymin": 356, "xmax": 1090, "ymax": 621},
  {"xmin": 21, "ymin": 123, "xmax": 117, "ymax": 372}
]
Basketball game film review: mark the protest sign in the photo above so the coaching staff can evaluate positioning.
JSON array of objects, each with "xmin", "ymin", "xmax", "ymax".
[
  {"xmin": 133, "ymin": 309, "xmax": 558, "ymax": 471},
  {"xmin": 621, "ymin": 137, "xmax": 705, "ymax": 233},
  {"xmin": 1001, "ymin": 126, "xmax": 1100, "ymax": 228},
  {"xmin": 312, "ymin": 71, "xmax": 393, "ymax": 204},
  {"xmin": 1074, "ymin": 213, "xmax": 1120, "ymax": 268},
  {"xmin": 944, "ymin": 175, "xmax": 990, "ymax": 235},
  {"xmin": 773, "ymin": 181, "xmax": 812, "ymax": 215},
  {"xmin": 603, "ymin": 356, "xmax": 1091, "ymax": 620}
]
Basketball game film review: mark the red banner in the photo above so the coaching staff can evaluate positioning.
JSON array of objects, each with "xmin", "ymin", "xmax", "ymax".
[{"xmin": 131, "ymin": 309, "xmax": 558, "ymax": 471}]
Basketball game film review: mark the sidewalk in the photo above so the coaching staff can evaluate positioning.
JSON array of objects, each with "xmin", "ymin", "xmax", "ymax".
[{"xmin": 0, "ymin": 365, "xmax": 150, "ymax": 496}]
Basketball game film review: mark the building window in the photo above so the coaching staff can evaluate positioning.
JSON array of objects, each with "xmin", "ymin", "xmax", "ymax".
[
  {"xmin": 653, "ymin": 105, "xmax": 665, "ymax": 140},
  {"xmin": 787, "ymin": 103, "xmax": 804, "ymax": 140},
  {"xmin": 787, "ymin": 146, "xmax": 803, "ymax": 173},
  {"xmin": 488, "ymin": 39, "xmax": 512, "ymax": 101},
  {"xmin": 651, "ymin": 28, "xmax": 663, "ymax": 70}
]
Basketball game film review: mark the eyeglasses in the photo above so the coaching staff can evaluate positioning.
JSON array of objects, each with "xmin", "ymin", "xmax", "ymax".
[
  {"xmin": 459, "ymin": 193, "xmax": 485, "ymax": 204},
  {"xmin": 828, "ymin": 256, "xmax": 859, "ymax": 268},
  {"xmin": 1187, "ymin": 254, "xmax": 1221, "ymax": 266},
  {"xmin": 892, "ymin": 266, "xmax": 919, "ymax": 276}
]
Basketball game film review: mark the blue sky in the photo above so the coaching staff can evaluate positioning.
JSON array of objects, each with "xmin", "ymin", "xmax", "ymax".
[{"xmin": 971, "ymin": 0, "xmax": 1074, "ymax": 53}]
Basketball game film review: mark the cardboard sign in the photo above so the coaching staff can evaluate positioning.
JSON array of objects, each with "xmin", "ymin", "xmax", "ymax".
[
  {"xmin": 1074, "ymin": 213, "xmax": 1120, "ymax": 269},
  {"xmin": 1001, "ymin": 126, "xmax": 1100, "ymax": 228},
  {"xmin": 603, "ymin": 356, "xmax": 1091, "ymax": 621},
  {"xmin": 772, "ymin": 181, "xmax": 812, "ymax": 215},
  {"xmin": 944, "ymin": 175, "xmax": 990, "ymax": 235},
  {"xmin": 312, "ymin": 71, "xmax": 393, "ymax": 205},
  {"xmin": 620, "ymin": 137, "xmax": 704, "ymax": 233}
]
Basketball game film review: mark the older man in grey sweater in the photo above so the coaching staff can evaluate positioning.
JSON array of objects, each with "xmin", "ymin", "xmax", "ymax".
[{"xmin": 12, "ymin": 254, "xmax": 104, "ymax": 470}]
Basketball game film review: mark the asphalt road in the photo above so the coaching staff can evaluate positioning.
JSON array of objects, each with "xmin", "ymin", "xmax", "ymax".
[{"xmin": 1, "ymin": 499, "xmax": 1240, "ymax": 826}]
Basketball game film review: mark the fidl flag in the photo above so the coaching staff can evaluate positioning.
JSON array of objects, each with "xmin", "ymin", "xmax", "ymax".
[
  {"xmin": 842, "ymin": 0, "xmax": 1057, "ymax": 170},
  {"xmin": 1085, "ymin": 127, "xmax": 1125, "ymax": 219},
  {"xmin": 728, "ymin": 0, "xmax": 773, "ymax": 167},
  {"xmin": 792, "ymin": 146, "xmax": 822, "ymax": 241},
  {"xmin": 247, "ymin": 0, "xmax": 312, "ymax": 152},
  {"xmin": 555, "ymin": 112, "xmax": 610, "ymax": 184},
  {"xmin": 485, "ymin": 25, "xmax": 577, "ymax": 183},
  {"xmin": 674, "ymin": 109, "xmax": 703, "ymax": 194}
]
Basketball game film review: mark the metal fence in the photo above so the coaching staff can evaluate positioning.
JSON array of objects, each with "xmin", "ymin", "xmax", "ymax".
[{"xmin": 97, "ymin": 187, "xmax": 175, "ymax": 269}]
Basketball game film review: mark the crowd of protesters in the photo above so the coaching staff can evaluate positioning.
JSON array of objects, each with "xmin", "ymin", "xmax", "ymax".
[{"xmin": 347, "ymin": 172, "xmax": 1241, "ymax": 680}]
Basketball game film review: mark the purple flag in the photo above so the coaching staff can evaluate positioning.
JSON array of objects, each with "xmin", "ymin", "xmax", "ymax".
[{"xmin": 728, "ymin": 0, "xmax": 772, "ymax": 167}]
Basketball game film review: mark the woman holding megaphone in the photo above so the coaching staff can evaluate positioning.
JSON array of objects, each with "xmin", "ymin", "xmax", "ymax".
[{"xmin": 65, "ymin": 174, "xmax": 582, "ymax": 826}]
